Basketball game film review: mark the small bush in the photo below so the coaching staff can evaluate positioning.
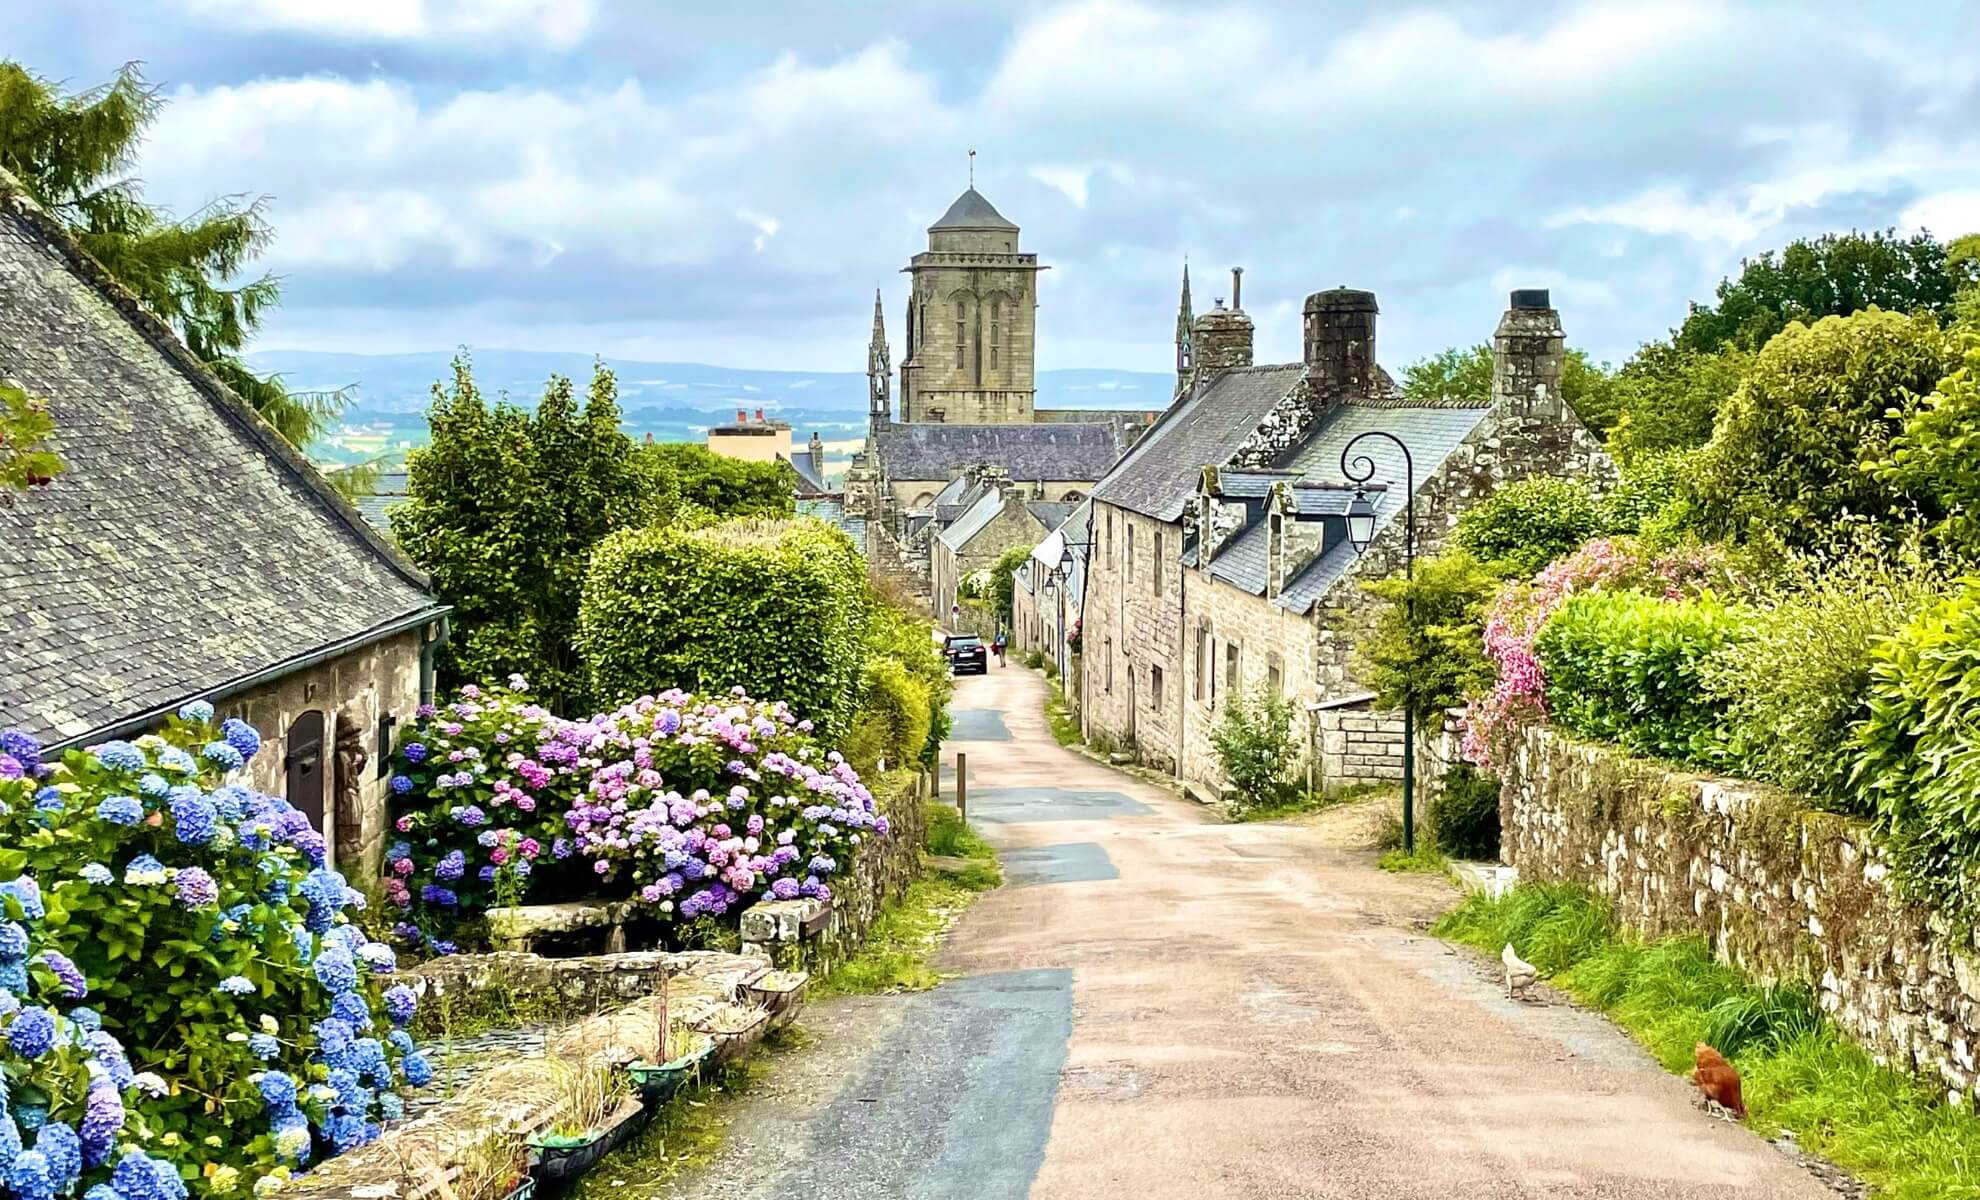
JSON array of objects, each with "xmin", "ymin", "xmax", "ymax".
[
  {"xmin": 1360, "ymin": 550, "xmax": 1498, "ymax": 724},
  {"xmin": 577, "ymin": 518, "xmax": 869, "ymax": 741},
  {"xmin": 1210, "ymin": 689, "xmax": 1300, "ymax": 813},
  {"xmin": 1535, "ymin": 589, "xmax": 1747, "ymax": 767},
  {"xmin": 1705, "ymin": 537, "xmax": 1944, "ymax": 808},
  {"xmin": 862, "ymin": 581, "xmax": 951, "ymax": 764},
  {"xmin": 842, "ymin": 658, "xmax": 932, "ymax": 776},
  {"xmin": 1454, "ymin": 476, "xmax": 1605, "ymax": 578},
  {"xmin": 1853, "ymin": 580, "xmax": 1980, "ymax": 929},
  {"xmin": 1429, "ymin": 764, "xmax": 1501, "ymax": 860}
]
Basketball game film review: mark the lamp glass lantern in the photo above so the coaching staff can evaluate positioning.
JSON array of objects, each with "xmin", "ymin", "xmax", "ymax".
[{"xmin": 1345, "ymin": 487, "xmax": 1378, "ymax": 552}]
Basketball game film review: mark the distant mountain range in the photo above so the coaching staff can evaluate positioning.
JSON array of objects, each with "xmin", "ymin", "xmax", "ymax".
[{"xmin": 246, "ymin": 349, "xmax": 1173, "ymax": 467}]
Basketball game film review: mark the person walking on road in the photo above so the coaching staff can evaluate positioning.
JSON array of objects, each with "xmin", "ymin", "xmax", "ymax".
[{"xmin": 993, "ymin": 629, "xmax": 1009, "ymax": 668}]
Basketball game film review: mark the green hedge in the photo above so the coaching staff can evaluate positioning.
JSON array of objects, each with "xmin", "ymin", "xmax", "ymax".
[
  {"xmin": 1854, "ymin": 581, "xmax": 1980, "ymax": 927},
  {"xmin": 842, "ymin": 657, "xmax": 932, "ymax": 775},
  {"xmin": 1536, "ymin": 589, "xmax": 1746, "ymax": 767},
  {"xmin": 1454, "ymin": 476, "xmax": 1605, "ymax": 578},
  {"xmin": 577, "ymin": 517, "xmax": 868, "ymax": 740}
]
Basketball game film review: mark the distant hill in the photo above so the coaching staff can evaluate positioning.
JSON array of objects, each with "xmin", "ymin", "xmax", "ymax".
[{"xmin": 247, "ymin": 349, "xmax": 1173, "ymax": 466}]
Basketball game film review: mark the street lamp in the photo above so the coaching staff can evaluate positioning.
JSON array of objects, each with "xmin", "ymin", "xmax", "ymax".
[{"xmin": 1340, "ymin": 430, "xmax": 1417, "ymax": 855}]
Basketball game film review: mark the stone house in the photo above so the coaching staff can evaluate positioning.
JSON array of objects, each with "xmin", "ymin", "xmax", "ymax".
[
  {"xmin": 1082, "ymin": 282, "xmax": 1610, "ymax": 796},
  {"xmin": 0, "ymin": 174, "xmax": 449, "ymax": 876},
  {"xmin": 1011, "ymin": 498, "xmax": 1092, "ymax": 695},
  {"xmin": 929, "ymin": 485, "xmax": 1072, "ymax": 630}
]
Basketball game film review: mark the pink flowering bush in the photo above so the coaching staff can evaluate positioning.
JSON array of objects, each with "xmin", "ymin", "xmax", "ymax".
[
  {"xmin": 386, "ymin": 681, "xmax": 887, "ymax": 951},
  {"xmin": 1462, "ymin": 537, "xmax": 1734, "ymax": 766},
  {"xmin": 383, "ymin": 677, "xmax": 590, "ymax": 953}
]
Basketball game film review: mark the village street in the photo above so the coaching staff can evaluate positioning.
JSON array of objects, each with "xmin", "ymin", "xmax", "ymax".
[{"xmin": 661, "ymin": 667, "xmax": 1835, "ymax": 1199}]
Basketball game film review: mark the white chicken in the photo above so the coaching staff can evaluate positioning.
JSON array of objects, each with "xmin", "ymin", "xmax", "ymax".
[{"xmin": 1502, "ymin": 943, "xmax": 1538, "ymax": 1000}]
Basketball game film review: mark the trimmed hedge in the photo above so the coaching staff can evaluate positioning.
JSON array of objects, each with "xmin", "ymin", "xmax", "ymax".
[
  {"xmin": 577, "ymin": 517, "xmax": 869, "ymax": 741},
  {"xmin": 1454, "ymin": 476, "xmax": 1605, "ymax": 578},
  {"xmin": 1535, "ymin": 589, "xmax": 1746, "ymax": 768}
]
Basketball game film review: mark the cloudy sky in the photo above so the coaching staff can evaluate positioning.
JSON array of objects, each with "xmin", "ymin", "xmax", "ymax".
[{"xmin": 13, "ymin": 0, "xmax": 1980, "ymax": 373}]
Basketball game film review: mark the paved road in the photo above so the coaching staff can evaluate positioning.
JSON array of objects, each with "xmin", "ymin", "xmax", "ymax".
[{"xmin": 666, "ymin": 668, "xmax": 1835, "ymax": 1199}]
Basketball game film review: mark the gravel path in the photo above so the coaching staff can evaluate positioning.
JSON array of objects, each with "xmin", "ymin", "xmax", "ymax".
[{"xmin": 654, "ymin": 668, "xmax": 1843, "ymax": 1199}]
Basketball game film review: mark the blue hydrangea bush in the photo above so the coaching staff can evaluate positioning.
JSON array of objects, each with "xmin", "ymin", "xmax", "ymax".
[
  {"xmin": 0, "ymin": 711, "xmax": 430, "ymax": 1200},
  {"xmin": 386, "ymin": 683, "xmax": 888, "ymax": 949}
]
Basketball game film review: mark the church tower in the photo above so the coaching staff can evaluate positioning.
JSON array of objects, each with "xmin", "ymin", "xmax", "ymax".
[
  {"xmin": 867, "ymin": 289, "xmax": 891, "ymax": 424},
  {"xmin": 897, "ymin": 187, "xmax": 1043, "ymax": 424}
]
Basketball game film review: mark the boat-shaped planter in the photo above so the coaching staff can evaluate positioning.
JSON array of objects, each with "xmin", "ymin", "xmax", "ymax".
[
  {"xmin": 625, "ymin": 1034, "xmax": 716, "ymax": 1106},
  {"xmin": 528, "ymin": 1096, "xmax": 648, "ymax": 1184}
]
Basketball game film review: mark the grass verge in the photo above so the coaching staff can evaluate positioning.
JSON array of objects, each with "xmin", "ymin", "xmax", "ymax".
[
  {"xmin": 813, "ymin": 805, "xmax": 1002, "ymax": 998},
  {"xmin": 1043, "ymin": 686, "xmax": 1082, "ymax": 748},
  {"xmin": 1439, "ymin": 883, "xmax": 1980, "ymax": 1198},
  {"xmin": 1376, "ymin": 845, "xmax": 1451, "ymax": 875},
  {"xmin": 569, "ymin": 1025, "xmax": 809, "ymax": 1198}
]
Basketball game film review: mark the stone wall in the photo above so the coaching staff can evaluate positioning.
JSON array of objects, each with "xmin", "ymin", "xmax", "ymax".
[
  {"xmin": 1079, "ymin": 500, "xmax": 1186, "ymax": 766},
  {"xmin": 742, "ymin": 769, "xmax": 928, "ymax": 973},
  {"xmin": 1311, "ymin": 701, "xmax": 1405, "ymax": 791},
  {"xmin": 1504, "ymin": 723, "xmax": 1980, "ymax": 1104},
  {"xmin": 1175, "ymin": 563, "xmax": 1321, "ymax": 796},
  {"xmin": 232, "ymin": 627, "xmax": 425, "ymax": 880}
]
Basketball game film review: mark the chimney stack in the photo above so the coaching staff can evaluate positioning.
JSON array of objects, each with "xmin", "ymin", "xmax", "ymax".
[
  {"xmin": 1491, "ymin": 288, "xmax": 1565, "ymax": 418},
  {"xmin": 1302, "ymin": 287, "xmax": 1379, "ymax": 398},
  {"xmin": 1191, "ymin": 266, "xmax": 1254, "ymax": 374},
  {"xmin": 755, "ymin": 407, "xmax": 766, "ymax": 422},
  {"xmin": 808, "ymin": 431, "xmax": 825, "ymax": 478},
  {"xmin": 736, "ymin": 408, "xmax": 747, "ymax": 424}
]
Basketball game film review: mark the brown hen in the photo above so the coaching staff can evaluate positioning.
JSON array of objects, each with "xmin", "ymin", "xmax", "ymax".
[{"xmin": 1690, "ymin": 1042, "xmax": 1747, "ymax": 1120}]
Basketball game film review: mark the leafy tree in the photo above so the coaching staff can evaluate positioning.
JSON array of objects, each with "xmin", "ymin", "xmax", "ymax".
[
  {"xmin": 1359, "ymin": 550, "xmax": 1499, "ymax": 723},
  {"xmin": 1873, "ymin": 334, "xmax": 1980, "ymax": 557},
  {"xmin": 394, "ymin": 355, "xmax": 663, "ymax": 711},
  {"xmin": 1605, "ymin": 343, "xmax": 1754, "ymax": 463},
  {"xmin": 0, "ymin": 383, "xmax": 61, "ymax": 494},
  {"xmin": 1453, "ymin": 477, "xmax": 1604, "ymax": 578},
  {"xmin": 1686, "ymin": 309, "xmax": 1955, "ymax": 547},
  {"xmin": 989, "ymin": 545, "xmax": 1029, "ymax": 630},
  {"xmin": 1399, "ymin": 343, "xmax": 1619, "ymax": 432},
  {"xmin": 1674, "ymin": 229, "xmax": 1975, "ymax": 355},
  {"xmin": 644, "ymin": 441, "xmax": 795, "ymax": 518},
  {"xmin": 0, "ymin": 61, "xmax": 333, "ymax": 447}
]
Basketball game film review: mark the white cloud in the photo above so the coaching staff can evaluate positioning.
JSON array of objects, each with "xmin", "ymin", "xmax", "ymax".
[
  {"xmin": 1030, "ymin": 165, "xmax": 1091, "ymax": 209},
  {"xmin": 178, "ymin": 0, "xmax": 595, "ymax": 46},
  {"xmin": 1903, "ymin": 191, "xmax": 1980, "ymax": 238}
]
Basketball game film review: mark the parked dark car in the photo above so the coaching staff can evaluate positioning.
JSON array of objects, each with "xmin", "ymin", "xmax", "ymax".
[{"xmin": 945, "ymin": 633, "xmax": 988, "ymax": 676}]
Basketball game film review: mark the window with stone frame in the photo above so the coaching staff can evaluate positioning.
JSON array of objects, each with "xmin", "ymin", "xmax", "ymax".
[
  {"xmin": 1106, "ymin": 508, "xmax": 1114, "ymax": 562},
  {"xmin": 1126, "ymin": 520, "xmax": 1136, "ymax": 585},
  {"xmin": 1225, "ymin": 640, "xmax": 1241, "ymax": 695},
  {"xmin": 954, "ymin": 298, "xmax": 966, "ymax": 368},
  {"xmin": 1151, "ymin": 664, "xmax": 1164, "ymax": 708},
  {"xmin": 1266, "ymin": 652, "xmax": 1283, "ymax": 697},
  {"xmin": 990, "ymin": 300, "xmax": 1001, "ymax": 370},
  {"xmin": 1105, "ymin": 638, "xmax": 1114, "ymax": 692},
  {"xmin": 1153, "ymin": 529, "xmax": 1165, "ymax": 595}
]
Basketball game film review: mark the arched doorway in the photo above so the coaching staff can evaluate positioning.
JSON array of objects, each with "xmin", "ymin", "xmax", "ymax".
[{"xmin": 285, "ymin": 711, "xmax": 327, "ymax": 835}]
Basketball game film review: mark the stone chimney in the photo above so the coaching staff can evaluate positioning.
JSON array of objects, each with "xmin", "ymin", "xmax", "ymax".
[
  {"xmin": 1491, "ymin": 289, "xmax": 1565, "ymax": 419},
  {"xmin": 1191, "ymin": 267, "xmax": 1254, "ymax": 373},
  {"xmin": 1303, "ymin": 287, "xmax": 1378, "ymax": 398},
  {"xmin": 807, "ymin": 431, "xmax": 825, "ymax": 478}
]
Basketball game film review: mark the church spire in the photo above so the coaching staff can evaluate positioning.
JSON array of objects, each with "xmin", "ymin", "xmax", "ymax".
[
  {"xmin": 1175, "ymin": 260, "xmax": 1195, "ymax": 395},
  {"xmin": 867, "ymin": 288, "xmax": 892, "ymax": 422}
]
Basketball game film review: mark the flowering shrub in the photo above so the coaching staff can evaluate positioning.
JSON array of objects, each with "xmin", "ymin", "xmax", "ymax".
[
  {"xmin": 0, "ymin": 712, "xmax": 429, "ymax": 1200},
  {"xmin": 386, "ymin": 682, "xmax": 888, "ymax": 949},
  {"xmin": 1462, "ymin": 537, "xmax": 1733, "ymax": 766},
  {"xmin": 383, "ymin": 677, "xmax": 589, "ymax": 952}
]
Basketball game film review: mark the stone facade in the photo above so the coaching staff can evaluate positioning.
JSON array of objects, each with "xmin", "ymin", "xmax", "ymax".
[
  {"xmin": 1080, "ymin": 501, "xmax": 1187, "ymax": 762},
  {"xmin": 1311, "ymin": 700, "xmax": 1406, "ymax": 790},
  {"xmin": 229, "ymin": 627, "xmax": 427, "ymax": 880},
  {"xmin": 898, "ymin": 188, "xmax": 1040, "ymax": 425},
  {"xmin": 1504, "ymin": 723, "xmax": 1980, "ymax": 1106},
  {"xmin": 1175, "ymin": 555, "xmax": 1320, "ymax": 794},
  {"xmin": 931, "ymin": 491, "xmax": 1052, "ymax": 623}
]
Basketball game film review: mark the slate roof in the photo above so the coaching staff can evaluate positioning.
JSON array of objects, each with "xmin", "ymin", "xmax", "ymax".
[
  {"xmin": 1024, "ymin": 500, "xmax": 1079, "ymax": 531},
  {"xmin": 1208, "ymin": 519, "xmax": 1272, "ymax": 594},
  {"xmin": 1207, "ymin": 468, "xmax": 1293, "ymax": 499},
  {"xmin": 352, "ymin": 471, "xmax": 409, "ymax": 533},
  {"xmin": 1090, "ymin": 364, "xmax": 1305, "ymax": 521},
  {"xmin": 787, "ymin": 453, "xmax": 829, "ymax": 496},
  {"xmin": 935, "ymin": 490, "xmax": 1006, "ymax": 553},
  {"xmin": 796, "ymin": 496, "xmax": 866, "ymax": 547},
  {"xmin": 930, "ymin": 188, "xmax": 1017, "ymax": 232},
  {"xmin": 1279, "ymin": 402, "xmax": 1490, "ymax": 489},
  {"xmin": 0, "ymin": 177, "xmax": 445, "ymax": 747},
  {"xmin": 873, "ymin": 422, "xmax": 1124, "ymax": 484}
]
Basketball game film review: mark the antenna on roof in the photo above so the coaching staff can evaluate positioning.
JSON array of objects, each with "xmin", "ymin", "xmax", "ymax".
[{"xmin": 968, "ymin": 148, "xmax": 976, "ymax": 187}]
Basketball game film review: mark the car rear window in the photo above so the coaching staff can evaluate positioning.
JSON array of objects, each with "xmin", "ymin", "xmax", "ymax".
[{"xmin": 949, "ymin": 636, "xmax": 983, "ymax": 649}]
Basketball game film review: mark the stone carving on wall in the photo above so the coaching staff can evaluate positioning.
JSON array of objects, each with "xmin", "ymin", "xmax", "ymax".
[{"xmin": 333, "ymin": 711, "xmax": 368, "ymax": 862}]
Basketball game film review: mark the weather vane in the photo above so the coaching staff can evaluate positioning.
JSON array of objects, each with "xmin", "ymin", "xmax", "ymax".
[{"xmin": 969, "ymin": 148, "xmax": 976, "ymax": 187}]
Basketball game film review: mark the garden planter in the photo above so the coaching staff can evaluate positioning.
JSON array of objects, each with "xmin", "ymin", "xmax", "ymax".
[
  {"xmin": 529, "ymin": 1097, "xmax": 647, "ymax": 1184},
  {"xmin": 742, "ymin": 969, "xmax": 811, "ymax": 1021},
  {"xmin": 498, "ymin": 1177, "xmax": 537, "ymax": 1200},
  {"xmin": 626, "ymin": 1037, "xmax": 715, "ymax": 1106},
  {"xmin": 800, "ymin": 902, "xmax": 835, "ymax": 938},
  {"xmin": 699, "ymin": 1006, "xmax": 771, "ymax": 1064}
]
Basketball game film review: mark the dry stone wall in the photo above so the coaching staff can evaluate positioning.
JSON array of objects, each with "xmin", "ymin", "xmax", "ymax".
[{"xmin": 1504, "ymin": 723, "xmax": 1980, "ymax": 1104}]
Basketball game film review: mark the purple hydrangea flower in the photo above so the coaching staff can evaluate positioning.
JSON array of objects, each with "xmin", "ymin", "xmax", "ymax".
[
  {"xmin": 313, "ymin": 949, "xmax": 359, "ymax": 994},
  {"xmin": 35, "ymin": 1120, "xmax": 80, "ymax": 1187},
  {"xmin": 420, "ymin": 885, "xmax": 459, "ymax": 908},
  {"xmin": 402, "ymin": 742, "xmax": 428, "ymax": 764},
  {"xmin": 110, "ymin": 1151, "xmax": 188, "ymax": 1200},
  {"xmin": 40, "ymin": 950, "xmax": 86, "ymax": 999},
  {"xmin": 382, "ymin": 985, "xmax": 417, "ymax": 1027},
  {"xmin": 7, "ymin": 1005, "xmax": 57, "ymax": 1057},
  {"xmin": 0, "ymin": 921, "xmax": 27, "ymax": 959},
  {"xmin": 169, "ymin": 793, "xmax": 218, "ymax": 845},
  {"xmin": 173, "ymin": 868, "xmax": 219, "ymax": 910},
  {"xmin": 221, "ymin": 717, "xmax": 262, "ymax": 759},
  {"xmin": 389, "ymin": 774, "xmax": 414, "ymax": 795},
  {"xmin": 433, "ymin": 850, "xmax": 466, "ymax": 882},
  {"xmin": 78, "ymin": 1079, "xmax": 123, "ymax": 1167}
]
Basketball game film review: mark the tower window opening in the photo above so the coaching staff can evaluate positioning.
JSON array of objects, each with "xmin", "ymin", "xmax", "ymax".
[{"xmin": 954, "ymin": 299, "xmax": 966, "ymax": 369}]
